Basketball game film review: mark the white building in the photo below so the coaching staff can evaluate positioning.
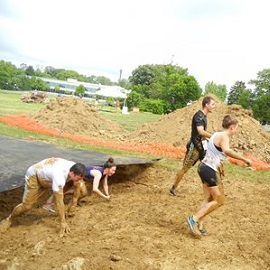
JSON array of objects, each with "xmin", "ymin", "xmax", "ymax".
[{"xmin": 40, "ymin": 77, "xmax": 129, "ymax": 99}]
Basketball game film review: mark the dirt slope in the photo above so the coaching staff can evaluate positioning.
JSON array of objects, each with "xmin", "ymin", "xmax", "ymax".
[
  {"xmin": 125, "ymin": 95, "xmax": 270, "ymax": 162},
  {"xmin": 0, "ymin": 165, "xmax": 269, "ymax": 269}
]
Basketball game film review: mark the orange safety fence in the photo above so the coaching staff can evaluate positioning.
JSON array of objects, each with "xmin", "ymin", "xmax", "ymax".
[{"xmin": 1, "ymin": 114, "xmax": 269, "ymax": 171}]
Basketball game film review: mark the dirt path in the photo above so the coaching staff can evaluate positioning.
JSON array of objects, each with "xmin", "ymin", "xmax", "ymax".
[{"xmin": 0, "ymin": 165, "xmax": 269, "ymax": 270}]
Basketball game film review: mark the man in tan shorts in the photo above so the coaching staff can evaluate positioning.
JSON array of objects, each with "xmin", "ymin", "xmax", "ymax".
[
  {"xmin": 0, "ymin": 157, "xmax": 86, "ymax": 237},
  {"xmin": 169, "ymin": 96, "xmax": 216, "ymax": 196}
]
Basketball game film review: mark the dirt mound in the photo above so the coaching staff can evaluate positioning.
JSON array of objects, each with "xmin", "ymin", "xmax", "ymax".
[
  {"xmin": 126, "ymin": 95, "xmax": 270, "ymax": 162},
  {"xmin": 21, "ymin": 91, "xmax": 48, "ymax": 103},
  {"xmin": 32, "ymin": 96, "xmax": 123, "ymax": 139}
]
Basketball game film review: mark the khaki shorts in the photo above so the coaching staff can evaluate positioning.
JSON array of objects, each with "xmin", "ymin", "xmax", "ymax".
[
  {"xmin": 23, "ymin": 174, "xmax": 51, "ymax": 206},
  {"xmin": 182, "ymin": 141, "xmax": 201, "ymax": 170}
]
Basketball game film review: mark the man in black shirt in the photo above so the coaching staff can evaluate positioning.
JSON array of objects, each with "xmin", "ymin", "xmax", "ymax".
[{"xmin": 169, "ymin": 96, "xmax": 216, "ymax": 196}]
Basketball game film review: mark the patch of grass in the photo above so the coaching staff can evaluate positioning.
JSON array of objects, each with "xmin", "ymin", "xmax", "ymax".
[
  {"xmin": 99, "ymin": 111, "xmax": 162, "ymax": 132},
  {"xmin": 0, "ymin": 90, "xmax": 46, "ymax": 116}
]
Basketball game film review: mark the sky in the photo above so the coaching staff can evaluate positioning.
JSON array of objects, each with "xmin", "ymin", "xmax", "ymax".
[{"xmin": 0, "ymin": 0, "xmax": 269, "ymax": 90}]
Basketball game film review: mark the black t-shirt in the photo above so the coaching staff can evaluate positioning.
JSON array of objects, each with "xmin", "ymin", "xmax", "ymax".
[{"xmin": 191, "ymin": 110, "xmax": 207, "ymax": 145}]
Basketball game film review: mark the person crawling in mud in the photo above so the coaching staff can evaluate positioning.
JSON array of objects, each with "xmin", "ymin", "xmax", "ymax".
[
  {"xmin": 43, "ymin": 157, "xmax": 117, "ymax": 217},
  {"xmin": 0, "ymin": 157, "xmax": 86, "ymax": 237}
]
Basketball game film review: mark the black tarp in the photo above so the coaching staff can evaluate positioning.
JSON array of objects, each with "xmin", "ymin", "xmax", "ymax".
[{"xmin": 0, "ymin": 136, "xmax": 154, "ymax": 192}]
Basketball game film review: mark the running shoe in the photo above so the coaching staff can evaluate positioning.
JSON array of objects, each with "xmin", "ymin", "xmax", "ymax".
[
  {"xmin": 42, "ymin": 203, "xmax": 56, "ymax": 213},
  {"xmin": 169, "ymin": 187, "xmax": 176, "ymax": 196},
  {"xmin": 199, "ymin": 228, "xmax": 207, "ymax": 236},
  {"xmin": 187, "ymin": 216, "xmax": 201, "ymax": 238}
]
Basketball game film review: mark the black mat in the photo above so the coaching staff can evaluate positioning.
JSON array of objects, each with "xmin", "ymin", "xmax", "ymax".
[{"xmin": 0, "ymin": 136, "xmax": 154, "ymax": 192}]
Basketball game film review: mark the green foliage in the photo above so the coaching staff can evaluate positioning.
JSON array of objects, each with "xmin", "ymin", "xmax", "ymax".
[
  {"xmin": 227, "ymin": 81, "xmax": 246, "ymax": 105},
  {"xmin": 250, "ymin": 69, "xmax": 270, "ymax": 96},
  {"xmin": 204, "ymin": 81, "xmax": 227, "ymax": 101},
  {"xmin": 252, "ymin": 94, "xmax": 270, "ymax": 123},
  {"xmin": 139, "ymin": 98, "xmax": 166, "ymax": 114},
  {"xmin": 75, "ymin": 84, "xmax": 86, "ymax": 96},
  {"xmin": 30, "ymin": 77, "xmax": 50, "ymax": 91},
  {"xmin": 0, "ymin": 60, "xmax": 23, "ymax": 89},
  {"xmin": 129, "ymin": 64, "xmax": 201, "ymax": 113},
  {"xmin": 249, "ymin": 69, "xmax": 270, "ymax": 123},
  {"xmin": 25, "ymin": 66, "xmax": 35, "ymax": 76},
  {"xmin": 127, "ymin": 91, "xmax": 142, "ymax": 108}
]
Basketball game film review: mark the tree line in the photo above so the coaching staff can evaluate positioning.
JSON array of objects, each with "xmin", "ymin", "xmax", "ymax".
[{"xmin": 0, "ymin": 60, "xmax": 269, "ymax": 123}]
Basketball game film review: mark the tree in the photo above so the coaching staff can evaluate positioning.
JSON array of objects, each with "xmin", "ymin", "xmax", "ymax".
[
  {"xmin": 204, "ymin": 81, "xmax": 227, "ymax": 101},
  {"xmin": 227, "ymin": 81, "xmax": 246, "ymax": 105},
  {"xmin": 227, "ymin": 81, "xmax": 254, "ymax": 109},
  {"xmin": 56, "ymin": 70, "xmax": 80, "ymax": 81},
  {"xmin": 25, "ymin": 66, "xmax": 35, "ymax": 76},
  {"xmin": 250, "ymin": 69, "xmax": 270, "ymax": 96},
  {"xmin": 0, "ymin": 60, "xmax": 23, "ymax": 89},
  {"xmin": 252, "ymin": 94, "xmax": 270, "ymax": 124},
  {"xmin": 75, "ymin": 84, "xmax": 85, "ymax": 96},
  {"xmin": 127, "ymin": 91, "xmax": 142, "ymax": 108},
  {"xmin": 249, "ymin": 69, "xmax": 270, "ymax": 123},
  {"xmin": 128, "ymin": 64, "xmax": 201, "ymax": 113}
]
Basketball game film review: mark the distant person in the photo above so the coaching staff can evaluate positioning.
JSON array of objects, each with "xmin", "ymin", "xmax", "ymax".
[
  {"xmin": 169, "ymin": 96, "xmax": 216, "ymax": 196},
  {"xmin": 43, "ymin": 157, "xmax": 117, "ymax": 216},
  {"xmin": 187, "ymin": 115, "xmax": 252, "ymax": 238},
  {"xmin": 0, "ymin": 158, "xmax": 86, "ymax": 237}
]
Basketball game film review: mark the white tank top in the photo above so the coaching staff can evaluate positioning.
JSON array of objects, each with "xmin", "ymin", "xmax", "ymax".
[{"xmin": 202, "ymin": 132, "xmax": 226, "ymax": 171}]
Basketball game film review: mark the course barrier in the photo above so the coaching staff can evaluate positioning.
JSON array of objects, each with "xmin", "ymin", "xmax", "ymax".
[{"xmin": 1, "ymin": 114, "xmax": 269, "ymax": 171}]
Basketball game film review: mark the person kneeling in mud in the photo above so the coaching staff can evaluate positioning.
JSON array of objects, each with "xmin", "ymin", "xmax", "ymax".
[
  {"xmin": 43, "ymin": 157, "xmax": 117, "ymax": 217},
  {"xmin": 0, "ymin": 157, "xmax": 86, "ymax": 237}
]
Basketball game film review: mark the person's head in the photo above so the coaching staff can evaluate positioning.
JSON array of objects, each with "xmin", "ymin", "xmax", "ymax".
[
  {"xmin": 222, "ymin": 115, "xmax": 239, "ymax": 134},
  {"xmin": 69, "ymin": 163, "xmax": 86, "ymax": 182},
  {"xmin": 103, "ymin": 157, "xmax": 117, "ymax": 177},
  {"xmin": 202, "ymin": 96, "xmax": 215, "ymax": 114}
]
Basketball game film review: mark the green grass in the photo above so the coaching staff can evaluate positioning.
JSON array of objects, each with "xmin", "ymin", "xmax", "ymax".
[
  {"xmin": 0, "ymin": 90, "xmax": 47, "ymax": 116},
  {"xmin": 99, "ymin": 110, "xmax": 162, "ymax": 132}
]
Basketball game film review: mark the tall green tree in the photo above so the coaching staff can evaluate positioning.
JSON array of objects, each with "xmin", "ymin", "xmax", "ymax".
[
  {"xmin": 204, "ymin": 81, "xmax": 227, "ymax": 101},
  {"xmin": 227, "ymin": 81, "xmax": 246, "ymax": 105},
  {"xmin": 227, "ymin": 81, "xmax": 253, "ymax": 109},
  {"xmin": 0, "ymin": 60, "xmax": 23, "ymax": 89},
  {"xmin": 129, "ymin": 64, "xmax": 201, "ymax": 113},
  {"xmin": 249, "ymin": 69, "xmax": 270, "ymax": 123}
]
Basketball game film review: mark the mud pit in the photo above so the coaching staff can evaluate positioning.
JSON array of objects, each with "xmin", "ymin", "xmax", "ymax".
[
  {"xmin": 0, "ymin": 95, "xmax": 270, "ymax": 269},
  {"xmin": 0, "ymin": 165, "xmax": 270, "ymax": 269}
]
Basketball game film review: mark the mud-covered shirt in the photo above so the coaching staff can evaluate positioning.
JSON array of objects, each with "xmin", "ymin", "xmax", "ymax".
[
  {"xmin": 191, "ymin": 110, "xmax": 207, "ymax": 145},
  {"xmin": 202, "ymin": 132, "xmax": 226, "ymax": 171},
  {"xmin": 26, "ymin": 157, "xmax": 75, "ymax": 192}
]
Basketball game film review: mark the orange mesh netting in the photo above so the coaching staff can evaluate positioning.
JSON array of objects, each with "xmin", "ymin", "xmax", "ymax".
[{"xmin": 1, "ymin": 114, "xmax": 269, "ymax": 171}]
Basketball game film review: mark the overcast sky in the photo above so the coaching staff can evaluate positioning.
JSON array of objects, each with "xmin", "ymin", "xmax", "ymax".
[{"xmin": 0, "ymin": 0, "xmax": 269, "ymax": 90}]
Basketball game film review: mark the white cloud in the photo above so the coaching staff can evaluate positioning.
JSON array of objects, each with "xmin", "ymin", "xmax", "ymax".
[{"xmin": 0, "ymin": 0, "xmax": 269, "ymax": 89}]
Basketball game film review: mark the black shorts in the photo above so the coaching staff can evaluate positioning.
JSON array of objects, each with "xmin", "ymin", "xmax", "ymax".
[{"xmin": 197, "ymin": 162, "xmax": 218, "ymax": 187}]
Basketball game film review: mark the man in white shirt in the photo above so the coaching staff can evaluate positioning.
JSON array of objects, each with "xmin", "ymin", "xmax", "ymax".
[{"xmin": 0, "ymin": 157, "xmax": 86, "ymax": 237}]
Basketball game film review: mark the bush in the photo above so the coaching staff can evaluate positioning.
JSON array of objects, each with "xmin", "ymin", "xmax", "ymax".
[{"xmin": 139, "ymin": 99, "xmax": 165, "ymax": 114}]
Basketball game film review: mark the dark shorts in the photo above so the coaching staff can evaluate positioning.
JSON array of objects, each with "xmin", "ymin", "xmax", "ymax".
[{"xmin": 197, "ymin": 162, "xmax": 218, "ymax": 187}]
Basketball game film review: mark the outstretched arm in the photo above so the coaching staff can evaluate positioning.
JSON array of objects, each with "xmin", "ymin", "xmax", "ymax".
[
  {"xmin": 54, "ymin": 189, "xmax": 70, "ymax": 237},
  {"xmin": 92, "ymin": 170, "xmax": 110, "ymax": 200}
]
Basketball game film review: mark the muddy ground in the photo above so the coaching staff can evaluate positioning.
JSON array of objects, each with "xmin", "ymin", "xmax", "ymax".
[
  {"xmin": 0, "ymin": 95, "xmax": 270, "ymax": 269},
  {"xmin": 0, "ymin": 163, "xmax": 270, "ymax": 270}
]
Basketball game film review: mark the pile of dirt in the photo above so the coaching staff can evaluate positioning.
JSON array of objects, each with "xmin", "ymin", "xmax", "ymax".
[
  {"xmin": 32, "ymin": 96, "xmax": 123, "ymax": 139},
  {"xmin": 21, "ymin": 91, "xmax": 48, "ymax": 103},
  {"xmin": 125, "ymin": 95, "xmax": 270, "ymax": 163}
]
